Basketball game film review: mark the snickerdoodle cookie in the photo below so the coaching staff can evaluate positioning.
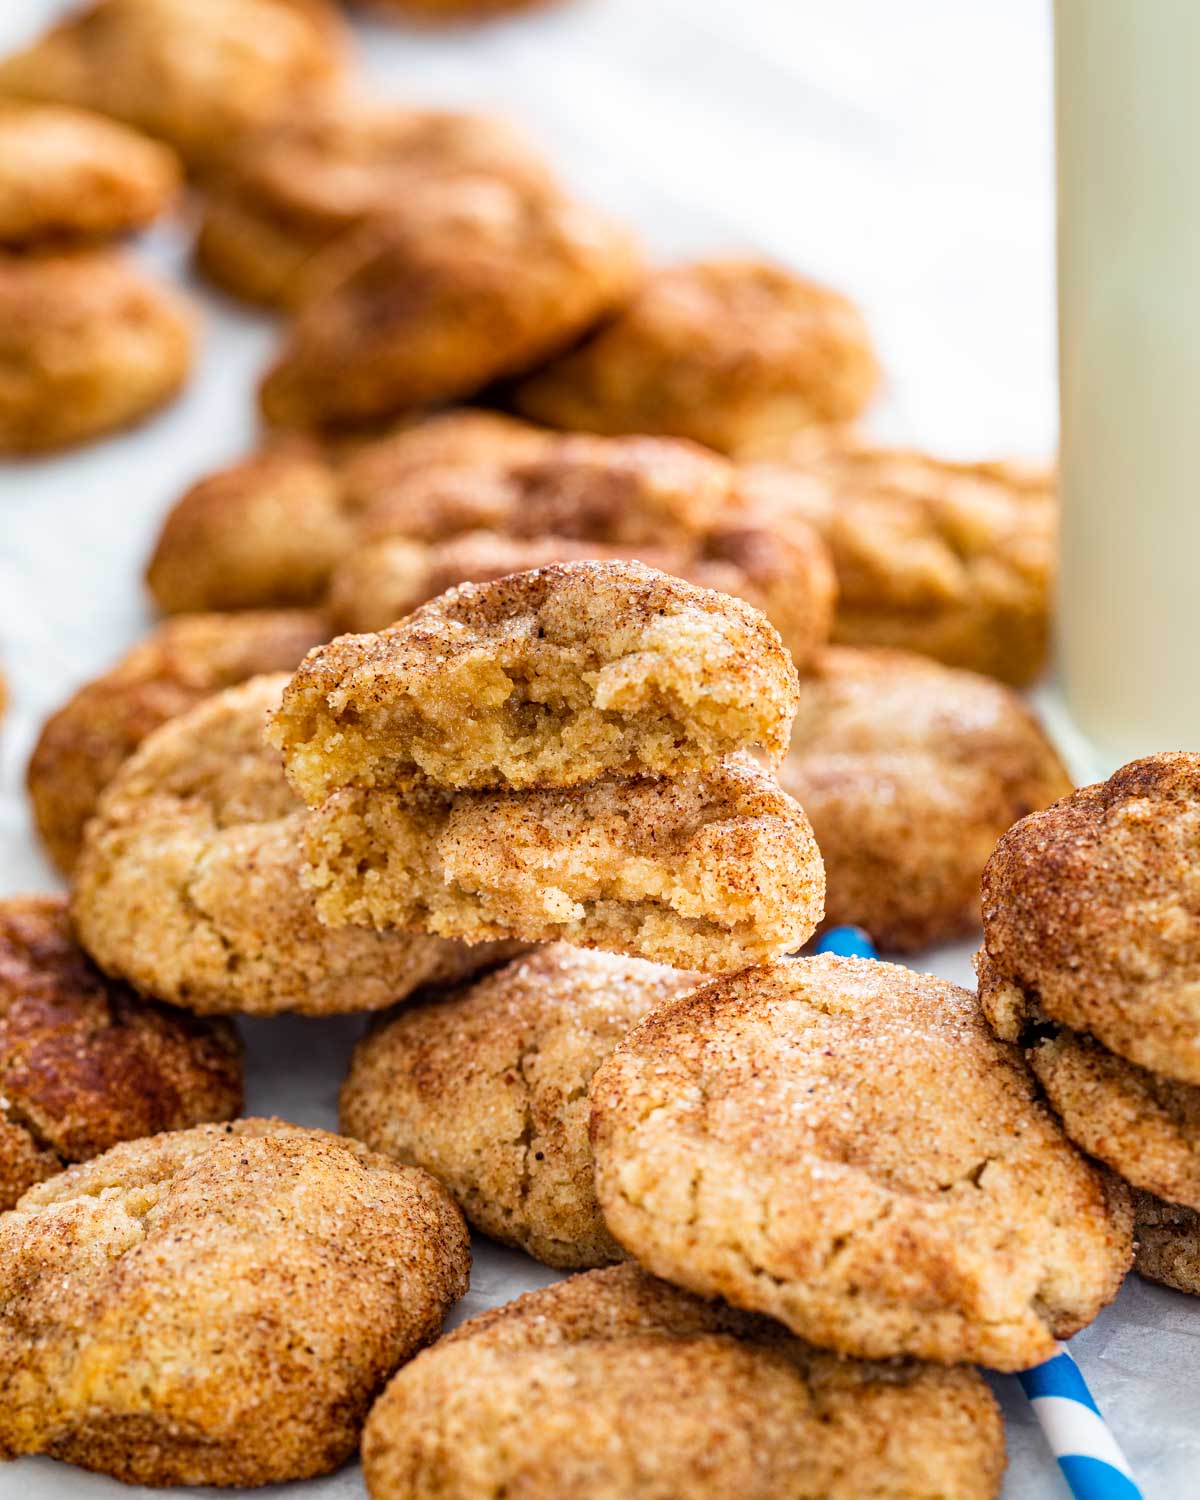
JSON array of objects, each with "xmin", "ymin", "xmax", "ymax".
[
  {"xmin": 0, "ymin": 895, "xmax": 241, "ymax": 1211},
  {"xmin": 0, "ymin": 0, "xmax": 345, "ymax": 169},
  {"xmin": 1132, "ymin": 1191, "xmax": 1200, "ymax": 1296},
  {"xmin": 143, "ymin": 412, "xmax": 551, "ymax": 615},
  {"xmin": 0, "ymin": 1118, "xmax": 469, "ymax": 1486},
  {"xmin": 779, "ymin": 647, "xmax": 1071, "ymax": 950},
  {"xmin": 976, "ymin": 969, "xmax": 1200, "ymax": 1215},
  {"xmin": 357, "ymin": 0, "xmax": 559, "ymax": 20},
  {"xmin": 198, "ymin": 100, "xmax": 553, "ymax": 307},
  {"xmin": 590, "ymin": 954, "xmax": 1133, "ymax": 1369},
  {"xmin": 0, "ymin": 250, "xmax": 194, "ymax": 453},
  {"xmin": 332, "ymin": 435, "xmax": 836, "ymax": 665},
  {"xmin": 260, "ymin": 179, "xmax": 641, "ymax": 428},
  {"xmin": 272, "ymin": 562, "xmax": 799, "ymax": 799},
  {"xmin": 0, "ymin": 101, "xmax": 178, "ymax": 246},
  {"xmin": 980, "ymin": 753, "xmax": 1200, "ymax": 1085},
  {"xmin": 362, "ymin": 1264, "xmax": 1006, "ymax": 1500},
  {"xmin": 741, "ymin": 434, "xmax": 1056, "ymax": 685},
  {"xmin": 72, "ymin": 675, "xmax": 513, "ymax": 1016},
  {"xmin": 28, "ymin": 609, "xmax": 328, "ymax": 873},
  {"xmin": 512, "ymin": 258, "xmax": 878, "ymax": 454},
  {"xmin": 342, "ymin": 945, "xmax": 702, "ymax": 1266},
  {"xmin": 303, "ymin": 756, "xmax": 823, "ymax": 971}
]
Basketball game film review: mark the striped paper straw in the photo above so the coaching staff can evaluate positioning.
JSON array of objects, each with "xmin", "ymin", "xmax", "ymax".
[{"xmin": 811, "ymin": 926, "xmax": 1144, "ymax": 1500}]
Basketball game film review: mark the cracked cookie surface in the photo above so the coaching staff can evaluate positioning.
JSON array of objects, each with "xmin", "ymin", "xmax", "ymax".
[
  {"xmin": 28, "ymin": 609, "xmax": 328, "ymax": 873},
  {"xmin": 589, "ymin": 953, "xmax": 1133, "ymax": 1369},
  {"xmin": 330, "ymin": 434, "xmax": 836, "ymax": 665},
  {"xmin": 0, "ymin": 101, "xmax": 178, "ymax": 246},
  {"xmin": 0, "ymin": 0, "xmax": 346, "ymax": 169},
  {"xmin": 779, "ymin": 647, "xmax": 1071, "ymax": 951},
  {"xmin": 302, "ymin": 754, "xmax": 823, "ymax": 971},
  {"xmin": 71, "ymin": 675, "xmax": 515, "ymax": 1015},
  {"xmin": 0, "ymin": 895, "xmax": 242, "ymax": 1211},
  {"xmin": 198, "ymin": 100, "xmax": 553, "ymax": 306},
  {"xmin": 260, "ymin": 178, "xmax": 641, "ymax": 428},
  {"xmin": 342, "ymin": 945, "xmax": 702, "ymax": 1267},
  {"xmin": 0, "ymin": 250, "xmax": 194, "ymax": 453},
  {"xmin": 512, "ymin": 257, "xmax": 878, "ymax": 455},
  {"xmin": 273, "ymin": 561, "xmax": 799, "ymax": 799},
  {"xmin": 980, "ymin": 752, "xmax": 1200, "ymax": 1085},
  {"xmin": 742, "ymin": 433, "xmax": 1055, "ymax": 685},
  {"xmin": 0, "ymin": 1118, "xmax": 469, "ymax": 1485},
  {"xmin": 362, "ymin": 1263, "xmax": 1006, "ymax": 1500}
]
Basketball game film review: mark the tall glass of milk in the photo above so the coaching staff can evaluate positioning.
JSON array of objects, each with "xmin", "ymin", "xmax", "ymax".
[{"xmin": 1056, "ymin": 0, "xmax": 1200, "ymax": 760}]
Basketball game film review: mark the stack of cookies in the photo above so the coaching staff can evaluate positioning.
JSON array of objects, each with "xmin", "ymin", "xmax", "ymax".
[{"xmin": 978, "ymin": 751, "xmax": 1200, "ymax": 1300}]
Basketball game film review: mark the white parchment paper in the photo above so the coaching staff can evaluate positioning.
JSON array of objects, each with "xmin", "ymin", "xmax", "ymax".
[{"xmin": 0, "ymin": 2, "xmax": 1195, "ymax": 1494}]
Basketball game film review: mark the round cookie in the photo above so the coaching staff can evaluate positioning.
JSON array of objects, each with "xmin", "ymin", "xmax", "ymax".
[
  {"xmin": 71, "ymin": 674, "xmax": 514, "ymax": 1016},
  {"xmin": 335, "ymin": 434, "xmax": 836, "ymax": 665},
  {"xmin": 198, "ymin": 100, "xmax": 553, "ymax": 307},
  {"xmin": 980, "ymin": 752, "xmax": 1200, "ymax": 1084},
  {"xmin": 0, "ymin": 101, "xmax": 179, "ymax": 246},
  {"xmin": 303, "ymin": 756, "xmax": 824, "ymax": 972},
  {"xmin": 741, "ymin": 433, "xmax": 1056, "ymax": 686},
  {"xmin": 362, "ymin": 1264, "xmax": 1006, "ymax": 1500},
  {"xmin": 260, "ymin": 178, "xmax": 641, "ymax": 428},
  {"xmin": 0, "ymin": 250, "xmax": 194, "ymax": 453},
  {"xmin": 28, "ymin": 609, "xmax": 329, "ymax": 874},
  {"xmin": 1132, "ymin": 1191, "xmax": 1200, "ymax": 1296},
  {"xmin": 589, "ymin": 953, "xmax": 1133, "ymax": 1370},
  {"xmin": 512, "ymin": 257, "xmax": 879, "ymax": 455},
  {"xmin": 0, "ymin": 0, "xmax": 346, "ymax": 170},
  {"xmin": 779, "ymin": 646, "xmax": 1072, "ymax": 951},
  {"xmin": 146, "ymin": 448, "xmax": 349, "ymax": 613},
  {"xmin": 272, "ymin": 561, "xmax": 799, "ymax": 800},
  {"xmin": 342, "ymin": 945, "xmax": 702, "ymax": 1266},
  {"xmin": 0, "ymin": 894, "xmax": 242, "ymax": 1211},
  {"xmin": 0, "ymin": 1118, "xmax": 469, "ymax": 1486},
  {"xmin": 977, "ymin": 953, "xmax": 1200, "ymax": 1211}
]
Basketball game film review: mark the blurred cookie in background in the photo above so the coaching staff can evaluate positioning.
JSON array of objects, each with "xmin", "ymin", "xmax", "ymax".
[
  {"xmin": 512, "ymin": 257, "xmax": 879, "ymax": 454},
  {"xmin": 28, "ymin": 609, "xmax": 329, "ymax": 874},
  {"xmin": 0, "ymin": 894, "xmax": 242, "ymax": 1211},
  {"xmin": 260, "ymin": 178, "xmax": 641, "ymax": 428},
  {"xmin": 0, "ymin": 250, "xmax": 195, "ymax": 453},
  {"xmin": 742, "ymin": 431, "xmax": 1055, "ymax": 685},
  {"xmin": 198, "ymin": 100, "xmax": 555, "ymax": 307},
  {"xmin": 352, "ymin": 0, "xmax": 564, "ymax": 22},
  {"xmin": 780, "ymin": 646, "xmax": 1071, "ymax": 951},
  {"xmin": 0, "ymin": 100, "xmax": 179, "ymax": 247},
  {"xmin": 0, "ymin": 0, "xmax": 346, "ymax": 170}
]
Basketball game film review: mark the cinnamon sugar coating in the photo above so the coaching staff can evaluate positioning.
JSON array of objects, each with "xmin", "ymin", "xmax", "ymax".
[
  {"xmin": 512, "ymin": 257, "xmax": 878, "ymax": 454},
  {"xmin": 779, "ymin": 647, "xmax": 1071, "ymax": 950},
  {"xmin": 590, "ymin": 954, "xmax": 1133, "ymax": 1369},
  {"xmin": 272, "ymin": 562, "xmax": 799, "ymax": 799},
  {"xmin": 303, "ymin": 755, "xmax": 823, "ymax": 972},
  {"xmin": 742, "ymin": 433, "xmax": 1055, "ymax": 685},
  {"xmin": 28, "ymin": 609, "xmax": 328, "ymax": 874},
  {"xmin": 1132, "ymin": 1191, "xmax": 1200, "ymax": 1296},
  {"xmin": 0, "ymin": 0, "xmax": 346, "ymax": 169},
  {"xmin": 341, "ymin": 945, "xmax": 702, "ymax": 1267},
  {"xmin": 0, "ymin": 101, "xmax": 178, "ymax": 246},
  {"xmin": 260, "ymin": 179, "xmax": 641, "ymax": 428},
  {"xmin": 0, "ymin": 250, "xmax": 194, "ymax": 453},
  {"xmin": 0, "ymin": 1119, "xmax": 469, "ymax": 1485},
  {"xmin": 0, "ymin": 895, "xmax": 242, "ymax": 1211},
  {"xmin": 980, "ymin": 753, "xmax": 1200, "ymax": 1085},
  {"xmin": 198, "ymin": 100, "xmax": 553, "ymax": 306},
  {"xmin": 72, "ymin": 675, "xmax": 515, "ymax": 1016},
  {"xmin": 363, "ymin": 1264, "xmax": 1006, "ymax": 1500}
]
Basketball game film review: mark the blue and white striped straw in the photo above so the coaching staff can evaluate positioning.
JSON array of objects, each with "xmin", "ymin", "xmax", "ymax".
[{"xmin": 812, "ymin": 926, "xmax": 1144, "ymax": 1500}]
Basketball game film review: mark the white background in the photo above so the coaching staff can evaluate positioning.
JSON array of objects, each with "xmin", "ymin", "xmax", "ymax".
[{"xmin": 0, "ymin": 1, "xmax": 1196, "ymax": 1495}]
